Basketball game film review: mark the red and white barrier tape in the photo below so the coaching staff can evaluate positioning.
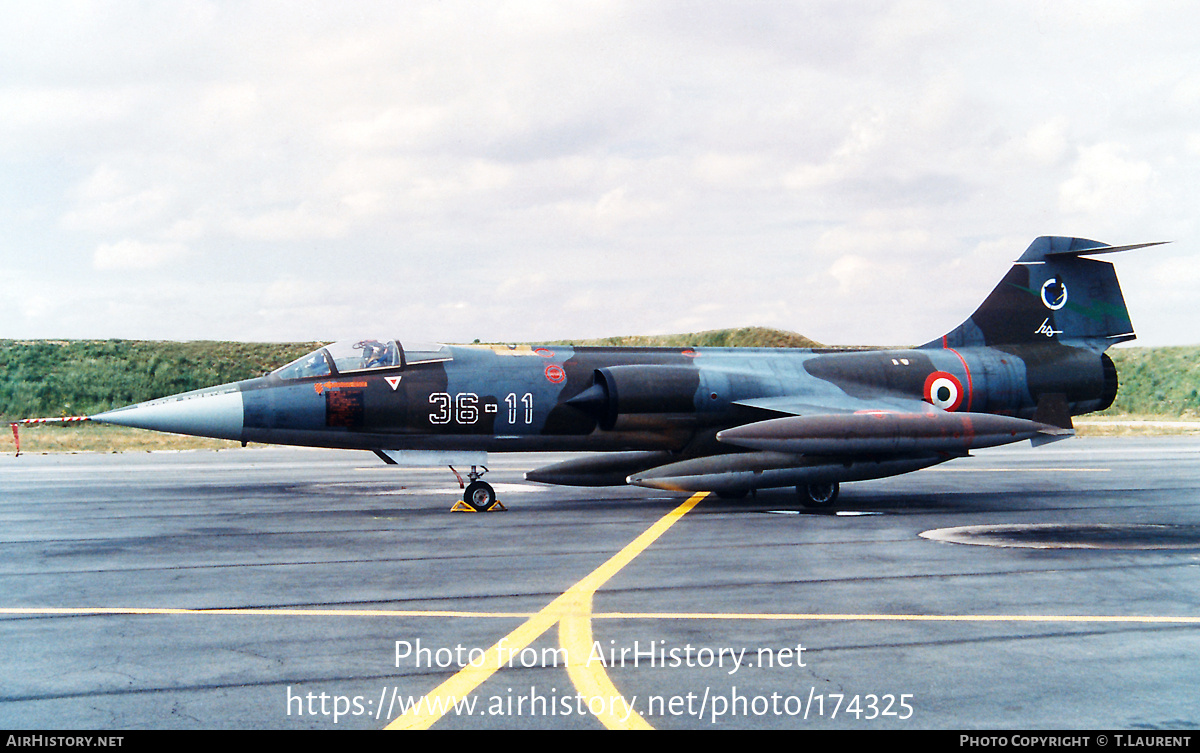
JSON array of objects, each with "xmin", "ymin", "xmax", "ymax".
[
  {"xmin": 16, "ymin": 416, "xmax": 91, "ymax": 425},
  {"xmin": 9, "ymin": 416, "xmax": 91, "ymax": 456}
]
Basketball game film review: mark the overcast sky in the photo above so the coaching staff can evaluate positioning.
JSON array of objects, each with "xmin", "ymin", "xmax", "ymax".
[{"xmin": 2, "ymin": 1, "xmax": 1197, "ymax": 347}]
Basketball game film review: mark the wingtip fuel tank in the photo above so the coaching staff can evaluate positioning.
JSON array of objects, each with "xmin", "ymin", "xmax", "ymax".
[{"xmin": 715, "ymin": 411, "xmax": 1060, "ymax": 455}]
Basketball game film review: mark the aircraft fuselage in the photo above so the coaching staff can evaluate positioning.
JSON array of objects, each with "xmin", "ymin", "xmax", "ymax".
[{"xmin": 89, "ymin": 236, "xmax": 1153, "ymax": 508}]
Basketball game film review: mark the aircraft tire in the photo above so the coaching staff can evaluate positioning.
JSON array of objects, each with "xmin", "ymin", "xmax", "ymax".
[
  {"xmin": 797, "ymin": 481, "xmax": 839, "ymax": 508},
  {"xmin": 464, "ymin": 481, "xmax": 497, "ymax": 512}
]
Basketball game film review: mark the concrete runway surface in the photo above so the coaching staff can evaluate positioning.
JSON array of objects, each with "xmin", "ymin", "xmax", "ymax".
[{"xmin": 2, "ymin": 437, "xmax": 1199, "ymax": 729}]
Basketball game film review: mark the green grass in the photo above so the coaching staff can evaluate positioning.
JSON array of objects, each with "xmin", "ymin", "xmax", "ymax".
[
  {"xmin": 0, "ymin": 339, "xmax": 320, "ymax": 421},
  {"xmin": 10, "ymin": 422, "xmax": 242, "ymax": 454},
  {"xmin": 547, "ymin": 326, "xmax": 825, "ymax": 349},
  {"xmin": 1101, "ymin": 345, "xmax": 1200, "ymax": 417}
]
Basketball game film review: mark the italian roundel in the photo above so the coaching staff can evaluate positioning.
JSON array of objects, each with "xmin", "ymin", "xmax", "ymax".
[{"xmin": 923, "ymin": 371, "xmax": 964, "ymax": 411}]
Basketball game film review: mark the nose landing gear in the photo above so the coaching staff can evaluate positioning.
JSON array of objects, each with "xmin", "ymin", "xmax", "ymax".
[{"xmin": 450, "ymin": 465, "xmax": 506, "ymax": 512}]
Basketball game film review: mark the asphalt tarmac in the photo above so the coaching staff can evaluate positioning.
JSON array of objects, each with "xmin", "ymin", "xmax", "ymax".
[{"xmin": 2, "ymin": 437, "xmax": 1199, "ymax": 730}]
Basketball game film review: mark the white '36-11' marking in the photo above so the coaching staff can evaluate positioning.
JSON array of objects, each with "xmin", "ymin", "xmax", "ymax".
[{"xmin": 429, "ymin": 392, "xmax": 533, "ymax": 425}]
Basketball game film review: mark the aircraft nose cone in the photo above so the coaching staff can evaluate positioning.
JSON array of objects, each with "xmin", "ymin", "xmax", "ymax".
[{"xmin": 92, "ymin": 386, "xmax": 245, "ymax": 441}]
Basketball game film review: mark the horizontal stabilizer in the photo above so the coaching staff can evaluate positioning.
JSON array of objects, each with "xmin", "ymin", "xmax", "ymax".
[{"xmin": 1031, "ymin": 239, "xmax": 1169, "ymax": 260}]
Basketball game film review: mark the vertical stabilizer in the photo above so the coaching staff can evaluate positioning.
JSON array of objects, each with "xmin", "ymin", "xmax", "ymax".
[{"xmin": 923, "ymin": 237, "xmax": 1163, "ymax": 351}]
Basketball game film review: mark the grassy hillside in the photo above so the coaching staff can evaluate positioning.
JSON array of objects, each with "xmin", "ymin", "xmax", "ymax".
[
  {"xmin": 0, "ymin": 340, "xmax": 319, "ymax": 420},
  {"xmin": 1102, "ymin": 345, "xmax": 1200, "ymax": 417},
  {"xmin": 550, "ymin": 327, "xmax": 825, "ymax": 349},
  {"xmin": 0, "ymin": 330, "xmax": 818, "ymax": 421},
  {"xmin": 2, "ymin": 335, "xmax": 1195, "ymax": 426}
]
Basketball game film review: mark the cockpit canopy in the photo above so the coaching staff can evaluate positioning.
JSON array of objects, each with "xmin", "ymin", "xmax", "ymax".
[{"xmin": 272, "ymin": 339, "xmax": 451, "ymax": 380}]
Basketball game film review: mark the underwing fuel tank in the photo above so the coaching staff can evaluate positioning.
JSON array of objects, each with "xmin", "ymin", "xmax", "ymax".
[
  {"xmin": 524, "ymin": 451, "xmax": 678, "ymax": 486},
  {"xmin": 715, "ymin": 411, "xmax": 1061, "ymax": 455},
  {"xmin": 627, "ymin": 451, "xmax": 952, "ymax": 493}
]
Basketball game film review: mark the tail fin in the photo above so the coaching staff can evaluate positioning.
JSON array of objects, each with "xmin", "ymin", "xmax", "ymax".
[{"xmin": 923, "ymin": 236, "xmax": 1166, "ymax": 351}]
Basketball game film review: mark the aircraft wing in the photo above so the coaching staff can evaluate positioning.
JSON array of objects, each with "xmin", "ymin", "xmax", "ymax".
[
  {"xmin": 727, "ymin": 387, "xmax": 1072, "ymax": 455},
  {"xmin": 622, "ymin": 384, "xmax": 1069, "ymax": 499}
]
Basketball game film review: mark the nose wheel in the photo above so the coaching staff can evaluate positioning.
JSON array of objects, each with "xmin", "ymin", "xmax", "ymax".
[
  {"xmin": 464, "ymin": 480, "xmax": 496, "ymax": 511},
  {"xmin": 450, "ymin": 465, "xmax": 506, "ymax": 512}
]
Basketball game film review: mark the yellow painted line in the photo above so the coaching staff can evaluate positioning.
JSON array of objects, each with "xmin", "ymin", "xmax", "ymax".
[
  {"xmin": 559, "ymin": 590, "xmax": 651, "ymax": 730},
  {"xmin": 6, "ymin": 606, "xmax": 1195, "ymax": 625},
  {"xmin": 384, "ymin": 491, "xmax": 707, "ymax": 730},
  {"xmin": 594, "ymin": 612, "xmax": 1200, "ymax": 624},
  {"xmin": 925, "ymin": 468, "xmax": 1110, "ymax": 473},
  {"xmin": 385, "ymin": 602, "xmax": 565, "ymax": 730},
  {"xmin": 0, "ymin": 607, "xmax": 533, "ymax": 618}
]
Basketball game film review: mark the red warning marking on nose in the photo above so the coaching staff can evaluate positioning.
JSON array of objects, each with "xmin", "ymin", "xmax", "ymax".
[
  {"xmin": 533, "ymin": 348, "xmax": 554, "ymax": 358},
  {"xmin": 544, "ymin": 364, "xmax": 566, "ymax": 384},
  {"xmin": 923, "ymin": 371, "xmax": 964, "ymax": 412},
  {"xmin": 314, "ymin": 380, "xmax": 368, "ymax": 395}
]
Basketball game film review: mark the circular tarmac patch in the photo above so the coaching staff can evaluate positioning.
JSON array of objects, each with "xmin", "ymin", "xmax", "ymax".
[{"xmin": 919, "ymin": 523, "xmax": 1200, "ymax": 550}]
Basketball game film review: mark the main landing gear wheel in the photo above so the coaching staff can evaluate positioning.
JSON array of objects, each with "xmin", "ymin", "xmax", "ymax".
[
  {"xmin": 797, "ymin": 481, "xmax": 840, "ymax": 509},
  {"xmin": 463, "ymin": 481, "xmax": 497, "ymax": 512}
]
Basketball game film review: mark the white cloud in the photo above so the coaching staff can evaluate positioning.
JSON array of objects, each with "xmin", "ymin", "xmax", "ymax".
[
  {"xmin": 0, "ymin": 2, "xmax": 1198, "ymax": 345},
  {"xmin": 0, "ymin": 87, "xmax": 138, "ymax": 138},
  {"xmin": 1058, "ymin": 143, "xmax": 1155, "ymax": 216},
  {"xmin": 93, "ymin": 240, "xmax": 187, "ymax": 270},
  {"xmin": 1021, "ymin": 117, "xmax": 1071, "ymax": 166}
]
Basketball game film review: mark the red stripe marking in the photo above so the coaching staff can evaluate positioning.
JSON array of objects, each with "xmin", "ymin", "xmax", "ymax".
[{"xmin": 943, "ymin": 346, "xmax": 974, "ymax": 412}]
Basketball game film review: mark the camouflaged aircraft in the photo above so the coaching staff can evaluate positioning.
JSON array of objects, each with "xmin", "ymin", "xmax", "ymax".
[{"xmin": 91, "ymin": 236, "xmax": 1160, "ymax": 511}]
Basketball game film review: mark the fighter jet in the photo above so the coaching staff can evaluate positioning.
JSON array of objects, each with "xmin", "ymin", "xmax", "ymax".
[{"xmin": 90, "ymin": 236, "xmax": 1160, "ymax": 510}]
